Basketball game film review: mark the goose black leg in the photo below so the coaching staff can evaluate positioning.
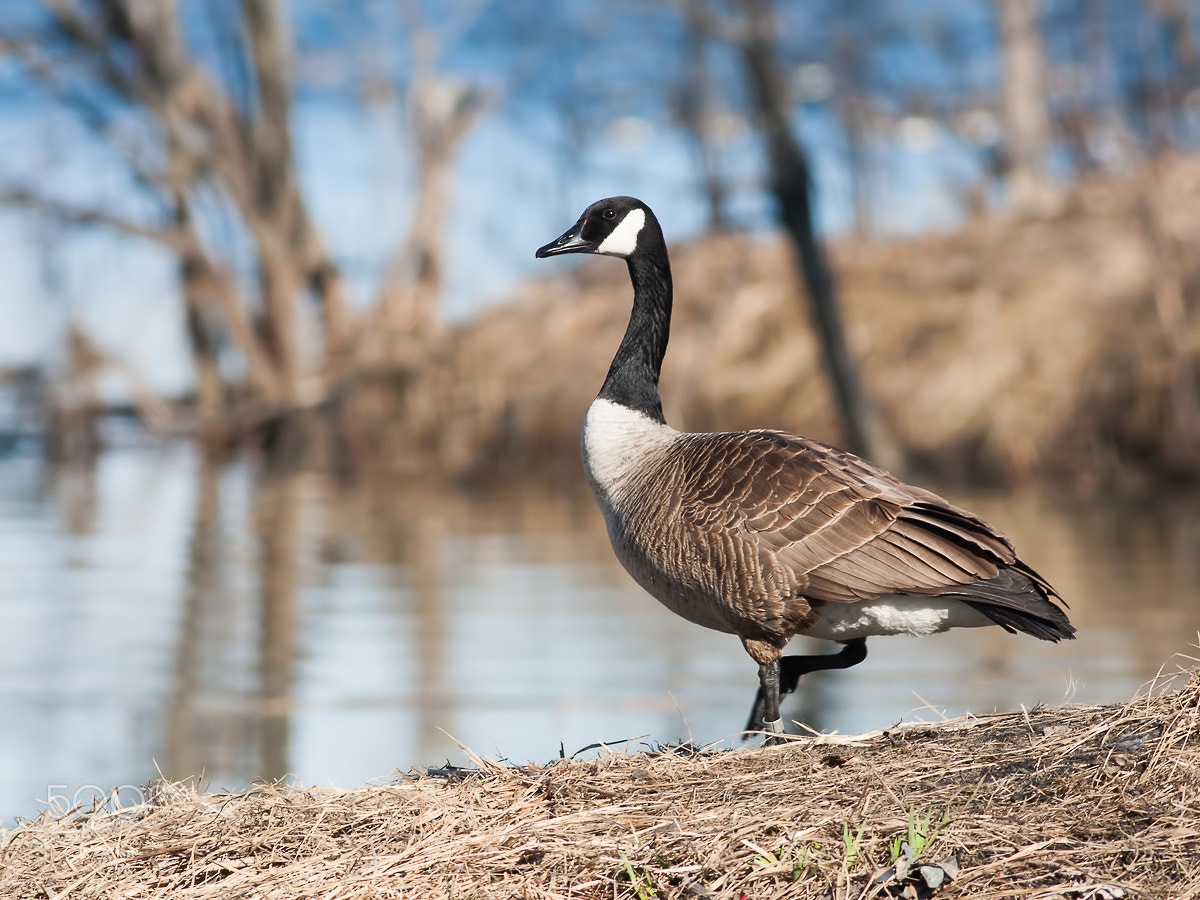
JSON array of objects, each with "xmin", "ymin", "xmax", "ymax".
[
  {"xmin": 744, "ymin": 638, "xmax": 869, "ymax": 742},
  {"xmin": 756, "ymin": 660, "xmax": 784, "ymax": 744}
]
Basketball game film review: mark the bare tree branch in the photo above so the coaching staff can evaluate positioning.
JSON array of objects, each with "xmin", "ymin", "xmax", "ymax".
[{"xmin": 0, "ymin": 187, "xmax": 189, "ymax": 251}]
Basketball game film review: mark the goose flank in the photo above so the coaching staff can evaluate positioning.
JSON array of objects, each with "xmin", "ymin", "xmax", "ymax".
[{"xmin": 535, "ymin": 196, "xmax": 1074, "ymax": 742}]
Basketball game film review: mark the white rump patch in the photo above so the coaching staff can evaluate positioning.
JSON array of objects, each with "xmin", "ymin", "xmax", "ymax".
[
  {"xmin": 597, "ymin": 207, "xmax": 647, "ymax": 257},
  {"xmin": 804, "ymin": 596, "xmax": 993, "ymax": 641}
]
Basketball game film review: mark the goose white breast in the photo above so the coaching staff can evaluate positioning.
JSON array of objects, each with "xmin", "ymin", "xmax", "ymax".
[{"xmin": 581, "ymin": 397, "xmax": 677, "ymax": 508}]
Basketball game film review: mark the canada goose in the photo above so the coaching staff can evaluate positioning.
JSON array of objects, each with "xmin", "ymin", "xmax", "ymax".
[{"xmin": 535, "ymin": 196, "xmax": 1074, "ymax": 742}]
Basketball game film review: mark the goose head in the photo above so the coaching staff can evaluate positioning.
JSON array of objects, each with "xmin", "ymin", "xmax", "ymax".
[
  {"xmin": 535, "ymin": 196, "xmax": 657, "ymax": 260},
  {"xmin": 535, "ymin": 195, "xmax": 674, "ymax": 424}
]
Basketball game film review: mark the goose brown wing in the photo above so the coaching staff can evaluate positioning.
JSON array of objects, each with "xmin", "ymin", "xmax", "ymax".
[{"xmin": 674, "ymin": 430, "xmax": 1017, "ymax": 604}]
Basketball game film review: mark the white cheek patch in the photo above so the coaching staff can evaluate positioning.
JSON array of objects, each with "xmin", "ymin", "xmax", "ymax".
[{"xmin": 597, "ymin": 208, "xmax": 646, "ymax": 256}]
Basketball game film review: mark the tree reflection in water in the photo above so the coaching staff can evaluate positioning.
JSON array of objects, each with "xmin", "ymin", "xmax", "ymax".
[{"xmin": 0, "ymin": 449, "xmax": 1196, "ymax": 823}]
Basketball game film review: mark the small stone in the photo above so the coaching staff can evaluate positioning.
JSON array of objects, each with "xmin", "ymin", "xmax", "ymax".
[
  {"xmin": 1109, "ymin": 733, "xmax": 1148, "ymax": 752},
  {"xmin": 919, "ymin": 864, "xmax": 945, "ymax": 888},
  {"xmin": 936, "ymin": 855, "xmax": 960, "ymax": 879}
]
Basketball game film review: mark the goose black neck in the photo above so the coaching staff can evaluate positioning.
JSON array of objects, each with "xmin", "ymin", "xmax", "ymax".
[{"xmin": 598, "ymin": 249, "xmax": 673, "ymax": 423}]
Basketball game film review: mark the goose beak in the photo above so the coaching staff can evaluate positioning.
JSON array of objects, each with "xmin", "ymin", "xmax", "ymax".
[{"xmin": 535, "ymin": 220, "xmax": 591, "ymax": 258}]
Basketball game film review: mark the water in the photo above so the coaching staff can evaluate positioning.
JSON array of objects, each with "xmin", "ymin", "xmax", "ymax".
[{"xmin": 1, "ymin": 447, "xmax": 1197, "ymax": 823}]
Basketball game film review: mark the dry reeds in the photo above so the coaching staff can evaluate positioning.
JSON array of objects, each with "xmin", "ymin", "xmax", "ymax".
[
  {"xmin": 390, "ymin": 158, "xmax": 1200, "ymax": 489},
  {"xmin": 4, "ymin": 666, "xmax": 1199, "ymax": 899}
]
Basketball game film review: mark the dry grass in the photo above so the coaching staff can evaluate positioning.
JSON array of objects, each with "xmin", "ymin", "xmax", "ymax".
[{"xmin": 4, "ymin": 667, "xmax": 1199, "ymax": 899}]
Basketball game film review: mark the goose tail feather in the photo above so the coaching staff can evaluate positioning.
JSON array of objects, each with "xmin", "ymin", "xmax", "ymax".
[{"xmin": 956, "ymin": 566, "xmax": 1075, "ymax": 642}]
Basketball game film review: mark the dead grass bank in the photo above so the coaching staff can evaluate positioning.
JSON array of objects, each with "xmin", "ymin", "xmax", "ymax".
[{"xmin": 3, "ymin": 668, "xmax": 1198, "ymax": 899}]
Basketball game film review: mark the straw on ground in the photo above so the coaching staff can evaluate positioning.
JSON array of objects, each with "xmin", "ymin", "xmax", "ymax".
[{"xmin": 3, "ymin": 667, "xmax": 1199, "ymax": 899}]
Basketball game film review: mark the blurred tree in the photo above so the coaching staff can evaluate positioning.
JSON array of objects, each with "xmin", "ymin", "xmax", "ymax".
[
  {"xmin": 674, "ymin": 3, "xmax": 733, "ymax": 231},
  {"xmin": 0, "ymin": 0, "xmax": 487, "ymax": 455},
  {"xmin": 9, "ymin": 0, "xmax": 347, "ymax": 419},
  {"xmin": 829, "ymin": 6, "xmax": 875, "ymax": 239},
  {"xmin": 684, "ymin": 0, "xmax": 906, "ymax": 471},
  {"xmin": 2, "ymin": 0, "xmax": 1200, "ymax": 476},
  {"xmin": 374, "ymin": 2, "xmax": 488, "ymax": 351},
  {"xmin": 996, "ymin": 0, "xmax": 1060, "ymax": 213}
]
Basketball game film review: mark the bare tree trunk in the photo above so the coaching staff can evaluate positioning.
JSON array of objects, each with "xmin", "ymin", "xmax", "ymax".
[
  {"xmin": 367, "ymin": 1, "xmax": 488, "ymax": 356},
  {"xmin": 734, "ymin": 0, "xmax": 905, "ymax": 471},
  {"xmin": 1138, "ymin": 164, "xmax": 1200, "ymax": 467},
  {"xmin": 832, "ymin": 19, "xmax": 873, "ymax": 239},
  {"xmin": 257, "ymin": 250, "xmax": 303, "ymax": 402},
  {"xmin": 996, "ymin": 0, "xmax": 1059, "ymax": 214},
  {"xmin": 171, "ymin": 186, "xmax": 227, "ymax": 425},
  {"xmin": 676, "ymin": 9, "xmax": 731, "ymax": 231},
  {"xmin": 379, "ymin": 77, "xmax": 485, "ymax": 348},
  {"xmin": 308, "ymin": 248, "xmax": 352, "ymax": 370},
  {"xmin": 239, "ymin": 0, "xmax": 351, "ymax": 384},
  {"xmin": 183, "ymin": 299, "xmax": 224, "ymax": 423},
  {"xmin": 240, "ymin": 0, "xmax": 305, "ymax": 403},
  {"xmin": 46, "ymin": 323, "xmax": 106, "ymax": 461}
]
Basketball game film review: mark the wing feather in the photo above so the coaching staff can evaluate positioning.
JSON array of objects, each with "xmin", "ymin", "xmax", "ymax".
[
  {"xmin": 627, "ymin": 429, "xmax": 1071, "ymax": 643},
  {"xmin": 667, "ymin": 430, "xmax": 1021, "ymax": 603}
]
